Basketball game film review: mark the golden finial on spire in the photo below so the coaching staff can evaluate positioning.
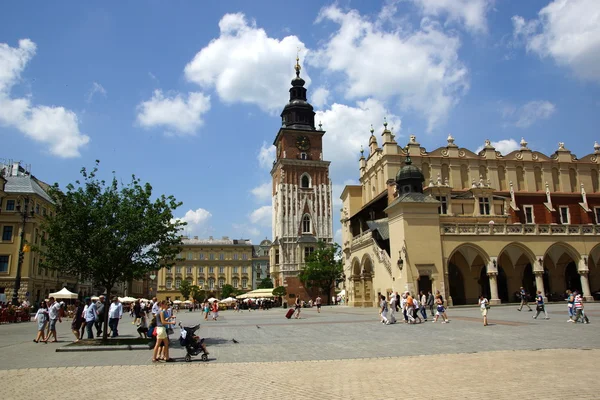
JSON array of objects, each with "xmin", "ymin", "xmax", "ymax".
[{"xmin": 295, "ymin": 46, "xmax": 301, "ymax": 77}]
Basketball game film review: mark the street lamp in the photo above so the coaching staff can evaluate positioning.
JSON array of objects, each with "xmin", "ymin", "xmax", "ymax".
[{"xmin": 12, "ymin": 197, "xmax": 34, "ymax": 306}]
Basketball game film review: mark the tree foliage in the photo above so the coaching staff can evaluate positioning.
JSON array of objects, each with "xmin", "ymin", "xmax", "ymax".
[
  {"xmin": 179, "ymin": 279, "xmax": 192, "ymax": 300},
  {"xmin": 273, "ymin": 286, "xmax": 287, "ymax": 298},
  {"xmin": 221, "ymin": 284, "xmax": 235, "ymax": 299},
  {"xmin": 38, "ymin": 161, "xmax": 185, "ymax": 339},
  {"xmin": 299, "ymin": 242, "xmax": 343, "ymax": 305},
  {"xmin": 257, "ymin": 278, "xmax": 274, "ymax": 289},
  {"xmin": 190, "ymin": 285, "xmax": 205, "ymax": 303}
]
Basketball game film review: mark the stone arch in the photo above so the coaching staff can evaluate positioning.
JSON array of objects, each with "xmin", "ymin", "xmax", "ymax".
[
  {"xmin": 542, "ymin": 242, "xmax": 581, "ymax": 295},
  {"xmin": 300, "ymin": 172, "xmax": 311, "ymax": 188},
  {"xmin": 351, "ymin": 257, "xmax": 361, "ymax": 277},
  {"xmin": 360, "ymin": 253, "xmax": 374, "ymax": 306},
  {"xmin": 498, "ymin": 242, "xmax": 536, "ymax": 301},
  {"xmin": 447, "ymin": 243, "xmax": 490, "ymax": 305},
  {"xmin": 588, "ymin": 244, "xmax": 600, "ymax": 293},
  {"xmin": 361, "ymin": 253, "xmax": 374, "ymax": 275}
]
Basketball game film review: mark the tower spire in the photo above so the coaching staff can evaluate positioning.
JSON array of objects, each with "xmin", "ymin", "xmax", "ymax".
[
  {"xmin": 295, "ymin": 47, "xmax": 301, "ymax": 78},
  {"xmin": 280, "ymin": 51, "xmax": 315, "ymax": 130}
]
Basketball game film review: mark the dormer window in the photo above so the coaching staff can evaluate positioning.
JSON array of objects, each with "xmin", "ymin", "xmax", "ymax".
[{"xmin": 478, "ymin": 197, "xmax": 490, "ymax": 215}]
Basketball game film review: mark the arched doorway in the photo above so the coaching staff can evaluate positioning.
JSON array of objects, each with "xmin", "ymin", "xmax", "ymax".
[
  {"xmin": 478, "ymin": 266, "xmax": 490, "ymax": 299},
  {"xmin": 361, "ymin": 255, "xmax": 374, "ymax": 307},
  {"xmin": 448, "ymin": 263, "xmax": 466, "ymax": 305},
  {"xmin": 565, "ymin": 262, "xmax": 581, "ymax": 293},
  {"xmin": 522, "ymin": 263, "xmax": 535, "ymax": 297}
]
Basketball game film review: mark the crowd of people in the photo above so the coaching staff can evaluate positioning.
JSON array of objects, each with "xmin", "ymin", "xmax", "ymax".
[{"xmin": 379, "ymin": 290, "xmax": 449, "ymax": 325}]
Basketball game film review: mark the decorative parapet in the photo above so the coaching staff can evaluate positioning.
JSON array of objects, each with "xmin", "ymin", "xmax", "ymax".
[
  {"xmin": 441, "ymin": 224, "xmax": 600, "ymax": 236},
  {"xmin": 372, "ymin": 239, "xmax": 392, "ymax": 277},
  {"xmin": 350, "ymin": 229, "xmax": 373, "ymax": 249}
]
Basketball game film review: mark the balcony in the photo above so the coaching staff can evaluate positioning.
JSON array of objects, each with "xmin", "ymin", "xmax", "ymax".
[
  {"xmin": 440, "ymin": 223, "xmax": 600, "ymax": 236},
  {"xmin": 350, "ymin": 229, "xmax": 373, "ymax": 249}
]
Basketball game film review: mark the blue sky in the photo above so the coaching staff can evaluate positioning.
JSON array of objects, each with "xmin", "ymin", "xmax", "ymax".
[{"xmin": 1, "ymin": 0, "xmax": 599, "ymax": 244}]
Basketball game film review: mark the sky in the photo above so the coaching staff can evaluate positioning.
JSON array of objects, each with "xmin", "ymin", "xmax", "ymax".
[{"xmin": 1, "ymin": 0, "xmax": 599, "ymax": 245}]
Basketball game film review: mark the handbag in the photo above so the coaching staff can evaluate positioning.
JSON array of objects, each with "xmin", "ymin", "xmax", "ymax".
[{"xmin": 485, "ymin": 303, "xmax": 491, "ymax": 310}]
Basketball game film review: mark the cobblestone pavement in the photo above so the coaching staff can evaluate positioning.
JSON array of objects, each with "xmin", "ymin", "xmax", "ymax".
[
  {"xmin": 0, "ymin": 349, "xmax": 598, "ymax": 399},
  {"xmin": 0, "ymin": 303, "xmax": 599, "ymax": 370}
]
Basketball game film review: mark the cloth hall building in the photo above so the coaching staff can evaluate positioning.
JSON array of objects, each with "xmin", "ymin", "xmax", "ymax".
[{"xmin": 340, "ymin": 129, "xmax": 600, "ymax": 307}]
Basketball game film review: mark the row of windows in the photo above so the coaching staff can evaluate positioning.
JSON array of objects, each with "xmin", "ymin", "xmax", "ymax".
[
  {"xmin": 1, "ymin": 226, "xmax": 48, "ymax": 244},
  {"xmin": 165, "ymin": 277, "xmax": 249, "ymax": 290},
  {"xmin": 168, "ymin": 266, "xmax": 250, "ymax": 274},
  {"xmin": 1, "ymin": 199, "xmax": 52, "ymax": 216},
  {"xmin": 180, "ymin": 252, "xmax": 250, "ymax": 261}
]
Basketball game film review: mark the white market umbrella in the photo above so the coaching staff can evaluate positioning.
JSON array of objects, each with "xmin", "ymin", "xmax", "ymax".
[
  {"xmin": 173, "ymin": 300, "xmax": 182, "ymax": 304},
  {"xmin": 118, "ymin": 296, "xmax": 137, "ymax": 303},
  {"xmin": 91, "ymin": 296, "xmax": 100, "ymax": 301},
  {"xmin": 49, "ymin": 287, "xmax": 78, "ymax": 300},
  {"xmin": 207, "ymin": 297, "xmax": 219, "ymax": 303},
  {"xmin": 183, "ymin": 300, "xmax": 193, "ymax": 304},
  {"xmin": 220, "ymin": 297, "xmax": 236, "ymax": 304}
]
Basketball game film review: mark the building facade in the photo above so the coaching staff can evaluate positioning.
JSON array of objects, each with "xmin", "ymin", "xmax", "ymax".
[
  {"xmin": 269, "ymin": 58, "xmax": 334, "ymax": 301},
  {"xmin": 252, "ymin": 239, "xmax": 271, "ymax": 289},
  {"xmin": 341, "ymin": 129, "xmax": 600, "ymax": 307},
  {"xmin": 0, "ymin": 161, "xmax": 93, "ymax": 304},
  {"xmin": 156, "ymin": 236, "xmax": 253, "ymax": 301}
]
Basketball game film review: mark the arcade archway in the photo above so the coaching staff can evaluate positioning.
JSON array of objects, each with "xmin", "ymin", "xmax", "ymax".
[
  {"xmin": 447, "ymin": 244, "xmax": 489, "ymax": 305},
  {"xmin": 497, "ymin": 243, "xmax": 536, "ymax": 302},
  {"xmin": 542, "ymin": 242, "xmax": 580, "ymax": 297}
]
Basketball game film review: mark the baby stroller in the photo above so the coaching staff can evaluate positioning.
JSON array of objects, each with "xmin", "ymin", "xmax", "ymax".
[{"xmin": 178, "ymin": 323, "xmax": 209, "ymax": 362}]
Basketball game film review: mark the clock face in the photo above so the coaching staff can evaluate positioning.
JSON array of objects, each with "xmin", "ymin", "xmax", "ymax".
[{"xmin": 296, "ymin": 136, "xmax": 310, "ymax": 151}]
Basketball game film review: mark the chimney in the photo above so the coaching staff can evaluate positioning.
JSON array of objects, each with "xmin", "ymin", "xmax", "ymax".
[{"xmin": 12, "ymin": 162, "xmax": 20, "ymax": 176}]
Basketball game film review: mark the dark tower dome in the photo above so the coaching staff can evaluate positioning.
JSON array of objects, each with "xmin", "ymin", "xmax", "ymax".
[
  {"xmin": 280, "ymin": 56, "xmax": 315, "ymax": 130},
  {"xmin": 395, "ymin": 154, "xmax": 425, "ymax": 194}
]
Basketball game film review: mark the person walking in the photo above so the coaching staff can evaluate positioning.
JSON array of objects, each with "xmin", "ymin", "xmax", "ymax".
[
  {"xmin": 33, "ymin": 301, "xmax": 48, "ymax": 343},
  {"xmin": 70, "ymin": 300, "xmax": 85, "ymax": 341},
  {"xmin": 315, "ymin": 296, "xmax": 322, "ymax": 313},
  {"xmin": 400, "ymin": 293, "xmax": 408, "ymax": 323},
  {"xmin": 108, "ymin": 297, "xmax": 123, "ymax": 337},
  {"xmin": 533, "ymin": 291, "xmax": 549, "ymax": 320},
  {"xmin": 211, "ymin": 301, "xmax": 219, "ymax": 321},
  {"xmin": 406, "ymin": 292, "xmax": 418, "ymax": 324},
  {"xmin": 43, "ymin": 297, "xmax": 62, "ymax": 343},
  {"xmin": 94, "ymin": 295, "xmax": 105, "ymax": 337},
  {"xmin": 84, "ymin": 297, "xmax": 97, "ymax": 339},
  {"xmin": 566, "ymin": 290, "xmax": 575, "ymax": 322},
  {"xmin": 379, "ymin": 294, "xmax": 390, "ymax": 325},
  {"xmin": 137, "ymin": 310, "xmax": 149, "ymax": 338},
  {"xmin": 433, "ymin": 294, "xmax": 449, "ymax": 323},
  {"xmin": 294, "ymin": 297, "xmax": 302, "ymax": 319},
  {"xmin": 427, "ymin": 291, "xmax": 434, "ymax": 317},
  {"xmin": 517, "ymin": 287, "xmax": 532, "ymax": 312},
  {"xmin": 572, "ymin": 292, "xmax": 588, "ymax": 324},
  {"xmin": 388, "ymin": 292, "xmax": 397, "ymax": 324},
  {"xmin": 419, "ymin": 291, "xmax": 428, "ymax": 321},
  {"xmin": 478, "ymin": 295, "xmax": 489, "ymax": 326},
  {"xmin": 152, "ymin": 301, "xmax": 175, "ymax": 362}
]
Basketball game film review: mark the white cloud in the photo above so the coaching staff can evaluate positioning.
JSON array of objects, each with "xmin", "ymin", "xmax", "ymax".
[
  {"xmin": 334, "ymin": 228, "xmax": 342, "ymax": 245},
  {"xmin": 0, "ymin": 39, "xmax": 89, "ymax": 157},
  {"xmin": 257, "ymin": 141, "xmax": 276, "ymax": 169},
  {"xmin": 251, "ymin": 182, "xmax": 272, "ymax": 203},
  {"xmin": 136, "ymin": 89, "xmax": 211, "ymax": 135},
  {"xmin": 86, "ymin": 82, "xmax": 106, "ymax": 103},
  {"xmin": 311, "ymin": 87, "xmax": 330, "ymax": 108},
  {"xmin": 502, "ymin": 100, "xmax": 556, "ymax": 128},
  {"xmin": 249, "ymin": 205, "xmax": 272, "ymax": 227},
  {"xmin": 184, "ymin": 13, "xmax": 309, "ymax": 112},
  {"xmin": 410, "ymin": 0, "xmax": 492, "ymax": 33},
  {"xmin": 173, "ymin": 207, "xmax": 213, "ymax": 236},
  {"xmin": 232, "ymin": 223, "xmax": 260, "ymax": 238},
  {"xmin": 513, "ymin": 0, "xmax": 600, "ymax": 82},
  {"xmin": 317, "ymin": 98, "xmax": 401, "ymax": 178},
  {"xmin": 332, "ymin": 179, "xmax": 359, "ymax": 209},
  {"xmin": 475, "ymin": 139, "xmax": 520, "ymax": 155},
  {"xmin": 310, "ymin": 5, "xmax": 468, "ymax": 132}
]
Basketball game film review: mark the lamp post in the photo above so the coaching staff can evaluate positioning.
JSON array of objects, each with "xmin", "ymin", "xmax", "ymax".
[
  {"xmin": 12, "ymin": 196, "xmax": 34, "ymax": 306},
  {"xmin": 149, "ymin": 272, "xmax": 156, "ymax": 298}
]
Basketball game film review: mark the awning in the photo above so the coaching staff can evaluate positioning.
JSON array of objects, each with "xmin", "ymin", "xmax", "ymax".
[
  {"xmin": 48, "ymin": 287, "xmax": 78, "ymax": 299},
  {"xmin": 237, "ymin": 289, "xmax": 275, "ymax": 299}
]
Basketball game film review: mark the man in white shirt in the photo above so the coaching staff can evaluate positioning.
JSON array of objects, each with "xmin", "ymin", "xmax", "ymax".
[
  {"xmin": 108, "ymin": 297, "xmax": 123, "ymax": 338},
  {"xmin": 151, "ymin": 297, "xmax": 159, "ymax": 316},
  {"xmin": 44, "ymin": 297, "xmax": 62, "ymax": 343}
]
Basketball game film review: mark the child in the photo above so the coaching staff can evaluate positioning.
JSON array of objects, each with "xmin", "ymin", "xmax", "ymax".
[{"xmin": 137, "ymin": 310, "xmax": 149, "ymax": 338}]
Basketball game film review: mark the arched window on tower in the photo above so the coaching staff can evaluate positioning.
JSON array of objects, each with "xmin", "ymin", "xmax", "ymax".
[
  {"xmin": 300, "ymin": 173, "xmax": 311, "ymax": 188},
  {"xmin": 302, "ymin": 214, "xmax": 311, "ymax": 234}
]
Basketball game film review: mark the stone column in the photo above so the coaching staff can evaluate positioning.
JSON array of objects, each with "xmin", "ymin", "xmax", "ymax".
[
  {"xmin": 578, "ymin": 258, "xmax": 593, "ymax": 301},
  {"xmin": 487, "ymin": 259, "xmax": 500, "ymax": 305},
  {"xmin": 534, "ymin": 270, "xmax": 546, "ymax": 298},
  {"xmin": 579, "ymin": 272, "xmax": 593, "ymax": 302}
]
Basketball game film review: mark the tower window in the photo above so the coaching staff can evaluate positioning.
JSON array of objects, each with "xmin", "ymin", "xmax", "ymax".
[
  {"xmin": 435, "ymin": 196, "xmax": 448, "ymax": 215},
  {"xmin": 300, "ymin": 153, "xmax": 307, "ymax": 160},
  {"xmin": 301, "ymin": 174, "xmax": 310, "ymax": 188},
  {"xmin": 302, "ymin": 215, "xmax": 311, "ymax": 233}
]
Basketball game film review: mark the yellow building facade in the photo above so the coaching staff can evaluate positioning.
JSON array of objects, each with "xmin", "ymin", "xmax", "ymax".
[
  {"xmin": 341, "ymin": 128, "xmax": 600, "ymax": 307},
  {"xmin": 157, "ymin": 236, "xmax": 254, "ymax": 301},
  {"xmin": 0, "ymin": 161, "xmax": 92, "ymax": 304}
]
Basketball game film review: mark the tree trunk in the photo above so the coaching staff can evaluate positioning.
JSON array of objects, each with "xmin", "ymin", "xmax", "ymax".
[{"xmin": 102, "ymin": 284, "xmax": 113, "ymax": 341}]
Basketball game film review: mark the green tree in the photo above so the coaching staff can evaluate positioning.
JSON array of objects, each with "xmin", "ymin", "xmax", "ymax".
[
  {"xmin": 221, "ymin": 284, "xmax": 235, "ymax": 299},
  {"xmin": 299, "ymin": 242, "xmax": 343, "ymax": 305},
  {"xmin": 190, "ymin": 285, "xmax": 205, "ymax": 303},
  {"xmin": 38, "ymin": 161, "xmax": 184, "ymax": 340},
  {"xmin": 273, "ymin": 286, "xmax": 287, "ymax": 306},
  {"xmin": 257, "ymin": 278, "xmax": 274, "ymax": 289},
  {"xmin": 179, "ymin": 279, "xmax": 192, "ymax": 300}
]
